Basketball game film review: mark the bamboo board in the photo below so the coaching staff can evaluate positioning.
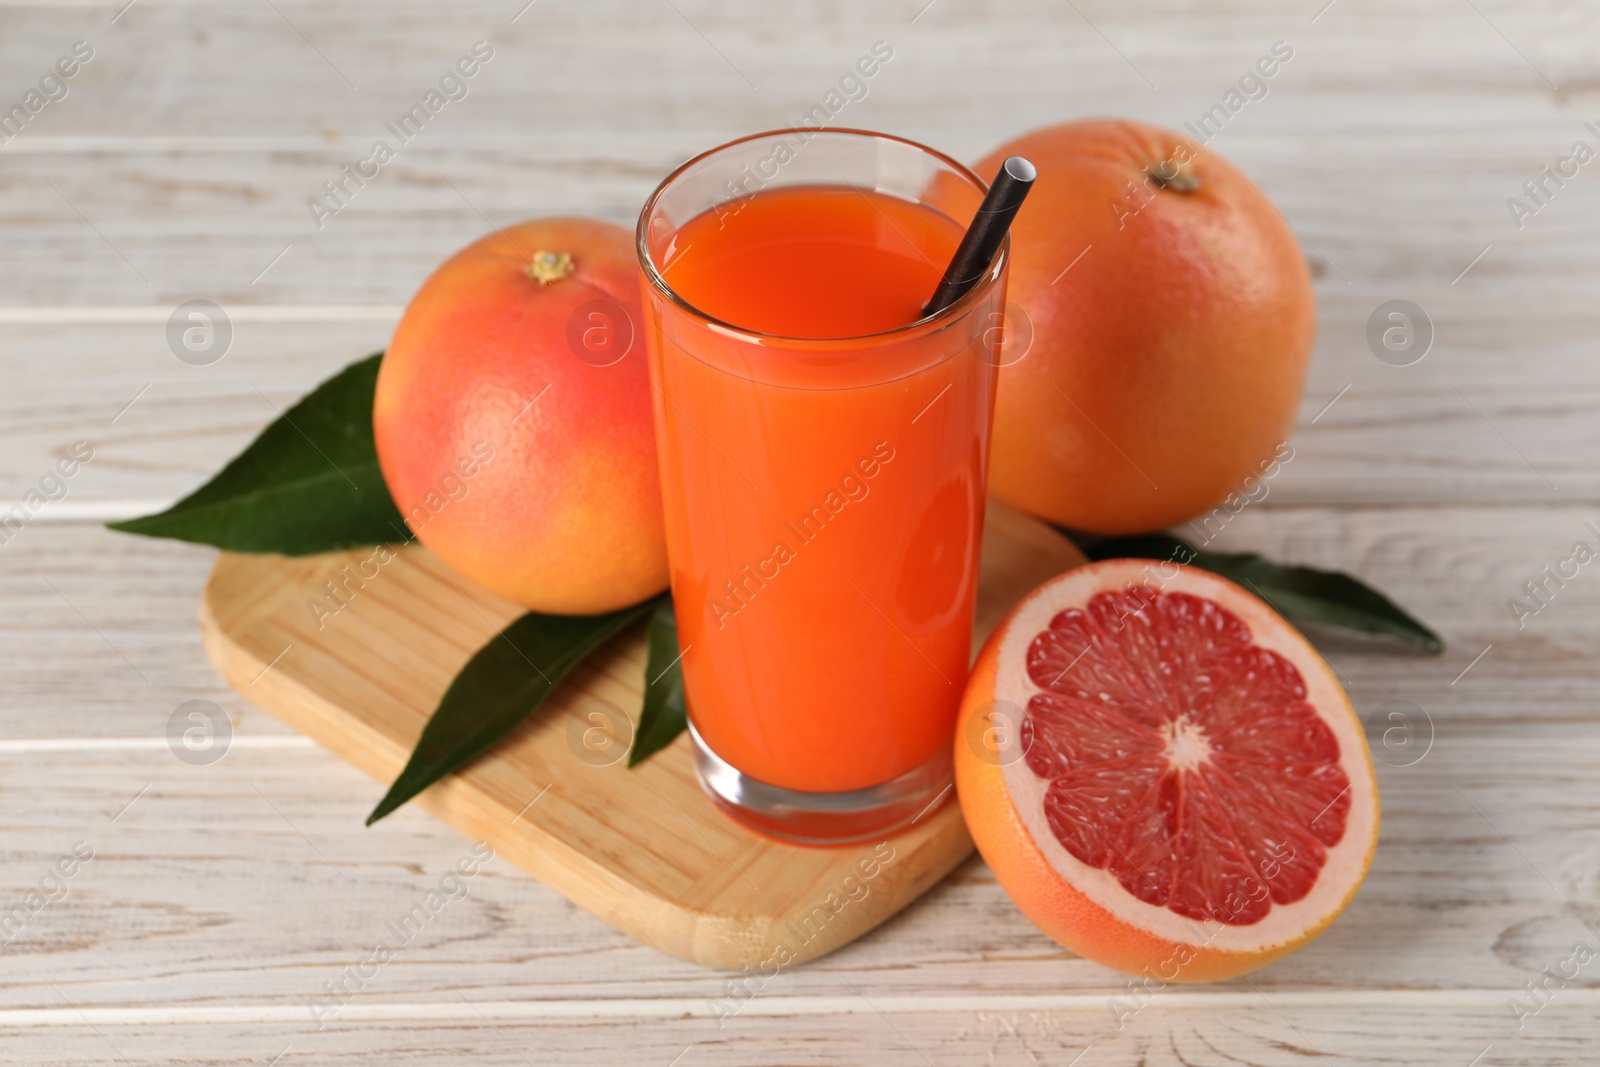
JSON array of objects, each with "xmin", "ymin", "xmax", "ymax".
[{"xmin": 197, "ymin": 500, "xmax": 1086, "ymax": 970}]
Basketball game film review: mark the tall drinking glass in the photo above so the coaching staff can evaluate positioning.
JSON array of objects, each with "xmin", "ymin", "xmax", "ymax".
[{"xmin": 636, "ymin": 129, "xmax": 1007, "ymax": 844}]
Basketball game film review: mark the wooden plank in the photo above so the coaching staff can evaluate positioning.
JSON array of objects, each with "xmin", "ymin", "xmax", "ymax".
[
  {"xmin": 0, "ymin": 300, "xmax": 1587, "ymax": 508},
  {"xmin": 0, "ymin": 321, "xmax": 392, "ymax": 507},
  {"xmin": 1, "ymin": 0, "xmax": 1587, "ymax": 271},
  {"xmin": 0, "ymin": 0, "xmax": 1586, "ymax": 149},
  {"xmin": 6, "ymin": 135, "xmax": 1588, "ymax": 310},
  {"xmin": 3, "ymin": 282, "xmax": 1599, "ymax": 504},
  {"xmin": 0, "ymin": 1002, "xmax": 1576, "ymax": 1067},
  {"xmin": 6, "ymin": 716, "xmax": 1593, "ymax": 1004},
  {"xmin": 1, "ymin": 293, "xmax": 1595, "ymax": 506},
  {"xmin": 0, "ymin": 1005, "xmax": 1584, "ymax": 1067},
  {"xmin": 5, "ymin": 503, "xmax": 1593, "ymax": 739},
  {"xmin": 1, "ymin": 684, "xmax": 1594, "ymax": 1005}
]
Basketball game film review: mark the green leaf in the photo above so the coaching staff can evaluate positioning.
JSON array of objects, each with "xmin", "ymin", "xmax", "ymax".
[
  {"xmin": 108, "ymin": 352, "xmax": 412, "ymax": 554},
  {"xmin": 1083, "ymin": 533, "xmax": 1445, "ymax": 654},
  {"xmin": 629, "ymin": 595, "xmax": 688, "ymax": 767},
  {"xmin": 366, "ymin": 597, "xmax": 658, "ymax": 825}
]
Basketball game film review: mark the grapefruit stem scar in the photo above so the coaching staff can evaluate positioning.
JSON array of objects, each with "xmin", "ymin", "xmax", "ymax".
[{"xmin": 526, "ymin": 250, "xmax": 576, "ymax": 285}]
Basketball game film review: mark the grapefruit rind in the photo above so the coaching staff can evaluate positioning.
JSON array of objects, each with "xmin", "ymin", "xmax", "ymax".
[{"xmin": 958, "ymin": 559, "xmax": 1378, "ymax": 981}]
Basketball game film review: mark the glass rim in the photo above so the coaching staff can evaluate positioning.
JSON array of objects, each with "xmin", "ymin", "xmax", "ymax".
[{"xmin": 635, "ymin": 127, "xmax": 1007, "ymax": 347}]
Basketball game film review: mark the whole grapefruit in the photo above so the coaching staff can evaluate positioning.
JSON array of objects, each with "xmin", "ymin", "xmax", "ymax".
[
  {"xmin": 373, "ymin": 217, "xmax": 668, "ymax": 615},
  {"xmin": 956, "ymin": 560, "xmax": 1378, "ymax": 982},
  {"xmin": 978, "ymin": 120, "xmax": 1316, "ymax": 535}
]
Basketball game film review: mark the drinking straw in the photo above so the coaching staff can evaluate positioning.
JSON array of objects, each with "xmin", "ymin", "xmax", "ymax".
[{"xmin": 922, "ymin": 155, "xmax": 1037, "ymax": 316}]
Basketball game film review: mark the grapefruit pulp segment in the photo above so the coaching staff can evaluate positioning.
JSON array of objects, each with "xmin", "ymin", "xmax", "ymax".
[{"xmin": 956, "ymin": 560, "xmax": 1379, "ymax": 981}]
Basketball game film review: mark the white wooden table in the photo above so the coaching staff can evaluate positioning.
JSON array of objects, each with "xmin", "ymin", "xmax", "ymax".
[{"xmin": 3, "ymin": 1, "xmax": 1597, "ymax": 1063}]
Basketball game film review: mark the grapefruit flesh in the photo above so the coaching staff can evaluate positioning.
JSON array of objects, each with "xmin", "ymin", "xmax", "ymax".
[{"xmin": 956, "ymin": 560, "xmax": 1378, "ymax": 982}]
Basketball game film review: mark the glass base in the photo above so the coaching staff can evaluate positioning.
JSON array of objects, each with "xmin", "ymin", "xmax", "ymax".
[{"xmin": 688, "ymin": 723, "xmax": 954, "ymax": 846}]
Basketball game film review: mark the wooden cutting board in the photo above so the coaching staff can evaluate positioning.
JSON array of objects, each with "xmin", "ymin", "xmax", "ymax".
[{"xmin": 198, "ymin": 499, "xmax": 1085, "ymax": 970}]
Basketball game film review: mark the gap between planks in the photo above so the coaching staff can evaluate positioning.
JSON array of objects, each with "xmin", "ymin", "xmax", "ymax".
[{"xmin": 0, "ymin": 989, "xmax": 1589, "ymax": 1027}]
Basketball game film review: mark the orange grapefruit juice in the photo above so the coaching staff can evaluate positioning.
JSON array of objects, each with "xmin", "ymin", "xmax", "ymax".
[{"xmin": 644, "ymin": 183, "xmax": 1002, "ymax": 794}]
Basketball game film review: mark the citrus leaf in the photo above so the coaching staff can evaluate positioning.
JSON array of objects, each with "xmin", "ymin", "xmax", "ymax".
[
  {"xmin": 366, "ymin": 597, "xmax": 658, "ymax": 825},
  {"xmin": 629, "ymin": 595, "xmax": 687, "ymax": 767},
  {"xmin": 107, "ymin": 352, "xmax": 412, "ymax": 554},
  {"xmin": 1083, "ymin": 533, "xmax": 1444, "ymax": 654}
]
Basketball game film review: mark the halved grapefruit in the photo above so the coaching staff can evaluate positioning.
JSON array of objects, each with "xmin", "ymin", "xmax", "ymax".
[{"xmin": 956, "ymin": 559, "xmax": 1378, "ymax": 982}]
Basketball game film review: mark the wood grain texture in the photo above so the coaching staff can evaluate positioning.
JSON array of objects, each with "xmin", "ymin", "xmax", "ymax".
[
  {"xmin": 6, "ymin": 1004, "xmax": 1599, "ymax": 1067},
  {"xmin": 4, "ymin": 723, "xmax": 1595, "ymax": 1012},
  {"xmin": 191, "ymin": 501, "xmax": 1086, "ymax": 970},
  {"xmin": 4, "ymin": 0, "xmax": 1599, "ymax": 1060},
  {"xmin": 0, "ymin": 1, "xmax": 1598, "ymax": 505},
  {"xmin": 7, "ymin": 502, "xmax": 1590, "ymax": 740},
  {"xmin": 1, "ymin": 511, "xmax": 1593, "ymax": 1013},
  {"xmin": 6, "ymin": 1005, "xmax": 1593, "ymax": 1067},
  {"xmin": 2, "ymin": 297, "xmax": 1597, "ymax": 508}
]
